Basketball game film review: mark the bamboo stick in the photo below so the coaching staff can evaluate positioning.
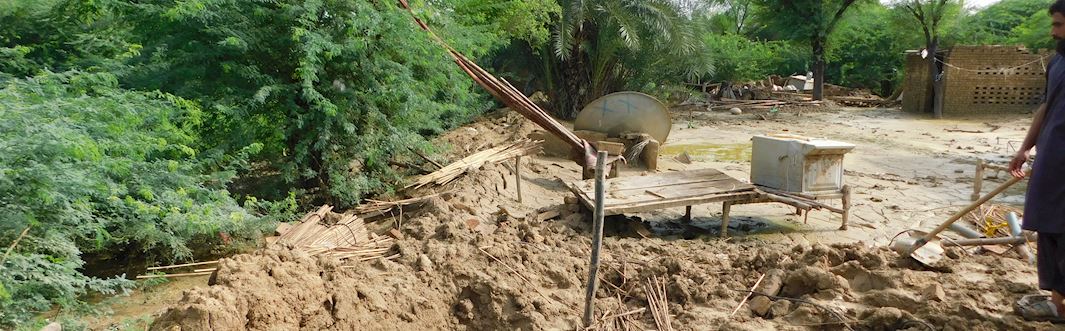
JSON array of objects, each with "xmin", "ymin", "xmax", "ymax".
[
  {"xmin": 136, "ymin": 271, "xmax": 214, "ymax": 279},
  {"xmin": 146, "ymin": 260, "xmax": 219, "ymax": 271}
]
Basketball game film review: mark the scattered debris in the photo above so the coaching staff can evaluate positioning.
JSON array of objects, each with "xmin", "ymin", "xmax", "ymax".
[
  {"xmin": 405, "ymin": 139, "xmax": 541, "ymax": 189},
  {"xmin": 355, "ymin": 190, "xmax": 453, "ymax": 220},
  {"xmin": 643, "ymin": 275, "xmax": 674, "ymax": 331},
  {"xmin": 674, "ymin": 152, "xmax": 692, "ymax": 164}
]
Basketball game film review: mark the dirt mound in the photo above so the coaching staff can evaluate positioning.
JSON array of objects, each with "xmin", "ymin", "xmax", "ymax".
[
  {"xmin": 151, "ymin": 199, "xmax": 1050, "ymax": 330},
  {"xmin": 151, "ymin": 113, "xmax": 1050, "ymax": 330}
]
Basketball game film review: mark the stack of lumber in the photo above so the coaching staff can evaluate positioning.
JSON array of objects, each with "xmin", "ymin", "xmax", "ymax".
[{"xmin": 405, "ymin": 139, "xmax": 541, "ymax": 189}]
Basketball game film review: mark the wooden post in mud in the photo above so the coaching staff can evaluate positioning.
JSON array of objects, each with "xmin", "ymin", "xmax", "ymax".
[
  {"xmin": 515, "ymin": 156, "xmax": 523, "ymax": 203},
  {"xmin": 583, "ymin": 151, "xmax": 607, "ymax": 327},
  {"xmin": 972, "ymin": 159, "xmax": 984, "ymax": 201}
]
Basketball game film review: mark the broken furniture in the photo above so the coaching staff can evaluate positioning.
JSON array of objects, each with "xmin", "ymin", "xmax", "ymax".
[
  {"xmin": 971, "ymin": 159, "xmax": 1012, "ymax": 201},
  {"xmin": 565, "ymin": 168, "xmax": 849, "ymax": 237}
]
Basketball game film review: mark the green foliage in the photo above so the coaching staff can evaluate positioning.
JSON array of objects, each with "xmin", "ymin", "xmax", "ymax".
[
  {"xmin": 547, "ymin": 0, "xmax": 712, "ymax": 118},
  {"xmin": 119, "ymin": 0, "xmax": 498, "ymax": 206},
  {"xmin": 0, "ymin": 0, "xmax": 133, "ymax": 80},
  {"xmin": 0, "ymin": 71, "xmax": 269, "ymax": 327},
  {"xmin": 825, "ymin": 3, "xmax": 915, "ymax": 92},
  {"xmin": 1008, "ymin": 9, "xmax": 1055, "ymax": 50},
  {"xmin": 447, "ymin": 0, "xmax": 561, "ymax": 46},
  {"xmin": 703, "ymin": 33, "xmax": 806, "ymax": 82},
  {"xmin": 948, "ymin": 0, "xmax": 1053, "ymax": 46}
]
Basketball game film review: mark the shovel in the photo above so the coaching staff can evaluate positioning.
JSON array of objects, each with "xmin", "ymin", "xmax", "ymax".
[{"xmin": 895, "ymin": 174, "xmax": 1027, "ymax": 264}]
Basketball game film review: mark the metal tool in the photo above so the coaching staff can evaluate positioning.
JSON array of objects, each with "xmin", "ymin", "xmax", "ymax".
[{"xmin": 894, "ymin": 174, "xmax": 1026, "ymax": 264}]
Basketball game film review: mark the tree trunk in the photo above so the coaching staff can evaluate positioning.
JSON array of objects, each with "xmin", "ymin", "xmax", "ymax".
[
  {"xmin": 811, "ymin": 37, "xmax": 825, "ymax": 101},
  {"xmin": 552, "ymin": 26, "xmax": 595, "ymax": 120},
  {"xmin": 925, "ymin": 37, "xmax": 942, "ymax": 117}
]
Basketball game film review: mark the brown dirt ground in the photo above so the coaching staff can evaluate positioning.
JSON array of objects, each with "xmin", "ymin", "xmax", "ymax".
[{"xmin": 98, "ymin": 107, "xmax": 1065, "ymax": 330}]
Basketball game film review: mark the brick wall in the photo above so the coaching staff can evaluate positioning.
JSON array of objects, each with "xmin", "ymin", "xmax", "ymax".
[
  {"xmin": 941, "ymin": 45, "xmax": 1050, "ymax": 114},
  {"xmin": 902, "ymin": 51, "xmax": 931, "ymax": 113}
]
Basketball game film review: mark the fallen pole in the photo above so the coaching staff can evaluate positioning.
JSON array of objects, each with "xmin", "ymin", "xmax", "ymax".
[
  {"xmin": 583, "ymin": 151, "xmax": 607, "ymax": 327},
  {"xmin": 946, "ymin": 236, "xmax": 1027, "ymax": 246},
  {"xmin": 910, "ymin": 174, "xmax": 1026, "ymax": 254}
]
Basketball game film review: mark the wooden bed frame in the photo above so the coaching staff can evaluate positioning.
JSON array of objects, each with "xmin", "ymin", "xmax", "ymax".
[{"xmin": 566, "ymin": 168, "xmax": 851, "ymax": 237}]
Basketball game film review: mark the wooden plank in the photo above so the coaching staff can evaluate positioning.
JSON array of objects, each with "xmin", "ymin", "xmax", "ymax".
[
  {"xmin": 574, "ymin": 168, "xmax": 731, "ymax": 192},
  {"xmin": 603, "ymin": 191, "xmax": 759, "ymax": 215},
  {"xmin": 602, "ymin": 184, "xmax": 753, "ymax": 208},
  {"xmin": 612, "ymin": 177, "xmax": 748, "ymax": 194},
  {"xmin": 648, "ymin": 181, "xmax": 752, "ymax": 198}
]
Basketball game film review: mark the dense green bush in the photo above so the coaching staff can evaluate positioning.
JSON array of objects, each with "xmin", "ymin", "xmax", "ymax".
[
  {"xmin": 117, "ymin": 0, "xmax": 502, "ymax": 206},
  {"xmin": 0, "ymin": 71, "xmax": 273, "ymax": 327},
  {"xmin": 703, "ymin": 33, "xmax": 807, "ymax": 82}
]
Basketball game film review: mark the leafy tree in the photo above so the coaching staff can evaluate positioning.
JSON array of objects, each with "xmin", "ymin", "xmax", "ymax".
[
  {"xmin": 0, "ymin": 71, "xmax": 274, "ymax": 328},
  {"xmin": 949, "ymin": 0, "xmax": 1052, "ymax": 45},
  {"xmin": 824, "ymin": 3, "xmax": 918, "ymax": 95},
  {"xmin": 896, "ymin": 0, "xmax": 962, "ymax": 118},
  {"xmin": 755, "ymin": 0, "xmax": 865, "ymax": 100},
  {"xmin": 548, "ymin": 0, "xmax": 711, "ymax": 118},
  {"xmin": 1008, "ymin": 9, "xmax": 1055, "ymax": 50},
  {"xmin": 702, "ymin": 33, "xmax": 806, "ymax": 82},
  {"xmin": 0, "ymin": 0, "xmax": 133, "ymax": 81},
  {"xmin": 447, "ymin": 0, "xmax": 561, "ymax": 46},
  {"xmin": 118, "ymin": 0, "xmax": 504, "ymax": 206},
  {"xmin": 698, "ymin": 0, "xmax": 759, "ymax": 35}
]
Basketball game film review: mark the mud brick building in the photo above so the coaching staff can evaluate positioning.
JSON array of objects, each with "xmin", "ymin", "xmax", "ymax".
[{"xmin": 903, "ymin": 45, "xmax": 1052, "ymax": 115}]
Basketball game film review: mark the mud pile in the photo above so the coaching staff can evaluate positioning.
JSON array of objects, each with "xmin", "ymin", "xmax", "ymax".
[
  {"xmin": 151, "ymin": 194, "xmax": 1047, "ymax": 330},
  {"xmin": 151, "ymin": 111, "xmax": 1048, "ymax": 330}
]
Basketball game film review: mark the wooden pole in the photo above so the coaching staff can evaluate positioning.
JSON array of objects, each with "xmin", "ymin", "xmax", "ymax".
[
  {"xmin": 840, "ymin": 185, "xmax": 851, "ymax": 230},
  {"xmin": 720, "ymin": 202, "xmax": 732, "ymax": 238},
  {"xmin": 972, "ymin": 159, "xmax": 984, "ymax": 201},
  {"xmin": 146, "ymin": 260, "xmax": 219, "ymax": 271},
  {"xmin": 945, "ymin": 236, "xmax": 1027, "ymax": 246},
  {"xmin": 515, "ymin": 156, "xmax": 523, "ymax": 203},
  {"xmin": 583, "ymin": 151, "xmax": 608, "ymax": 327}
]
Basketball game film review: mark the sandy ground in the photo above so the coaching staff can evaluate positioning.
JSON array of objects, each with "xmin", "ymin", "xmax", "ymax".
[
  {"xmin": 649, "ymin": 107, "xmax": 1032, "ymax": 246},
  {"xmin": 87, "ymin": 106, "xmax": 1064, "ymax": 330}
]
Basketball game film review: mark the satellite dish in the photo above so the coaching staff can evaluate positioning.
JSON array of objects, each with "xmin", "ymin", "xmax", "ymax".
[{"xmin": 573, "ymin": 91, "xmax": 671, "ymax": 144}]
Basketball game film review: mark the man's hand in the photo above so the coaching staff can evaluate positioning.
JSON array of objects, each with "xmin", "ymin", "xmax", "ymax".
[{"xmin": 1009, "ymin": 149, "xmax": 1030, "ymax": 178}]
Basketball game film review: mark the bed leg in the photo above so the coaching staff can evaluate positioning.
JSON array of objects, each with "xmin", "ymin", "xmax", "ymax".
[{"xmin": 720, "ymin": 202, "xmax": 732, "ymax": 238}]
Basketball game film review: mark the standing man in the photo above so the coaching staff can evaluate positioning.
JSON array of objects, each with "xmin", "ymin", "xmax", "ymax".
[{"xmin": 1010, "ymin": 0, "xmax": 1065, "ymax": 322}]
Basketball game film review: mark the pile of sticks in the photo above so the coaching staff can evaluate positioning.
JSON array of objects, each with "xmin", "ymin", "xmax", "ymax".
[
  {"xmin": 139, "ymin": 205, "xmax": 396, "ymax": 279},
  {"xmin": 274, "ymin": 205, "xmax": 395, "ymax": 261},
  {"xmin": 643, "ymin": 276, "xmax": 674, "ymax": 331},
  {"xmin": 354, "ymin": 190, "xmax": 452, "ymax": 220},
  {"xmin": 404, "ymin": 139, "xmax": 541, "ymax": 189},
  {"xmin": 963, "ymin": 204, "xmax": 1024, "ymax": 238}
]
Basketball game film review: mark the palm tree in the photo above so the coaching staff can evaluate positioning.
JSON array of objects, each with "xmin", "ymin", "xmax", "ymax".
[{"xmin": 545, "ymin": 0, "xmax": 710, "ymax": 119}]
